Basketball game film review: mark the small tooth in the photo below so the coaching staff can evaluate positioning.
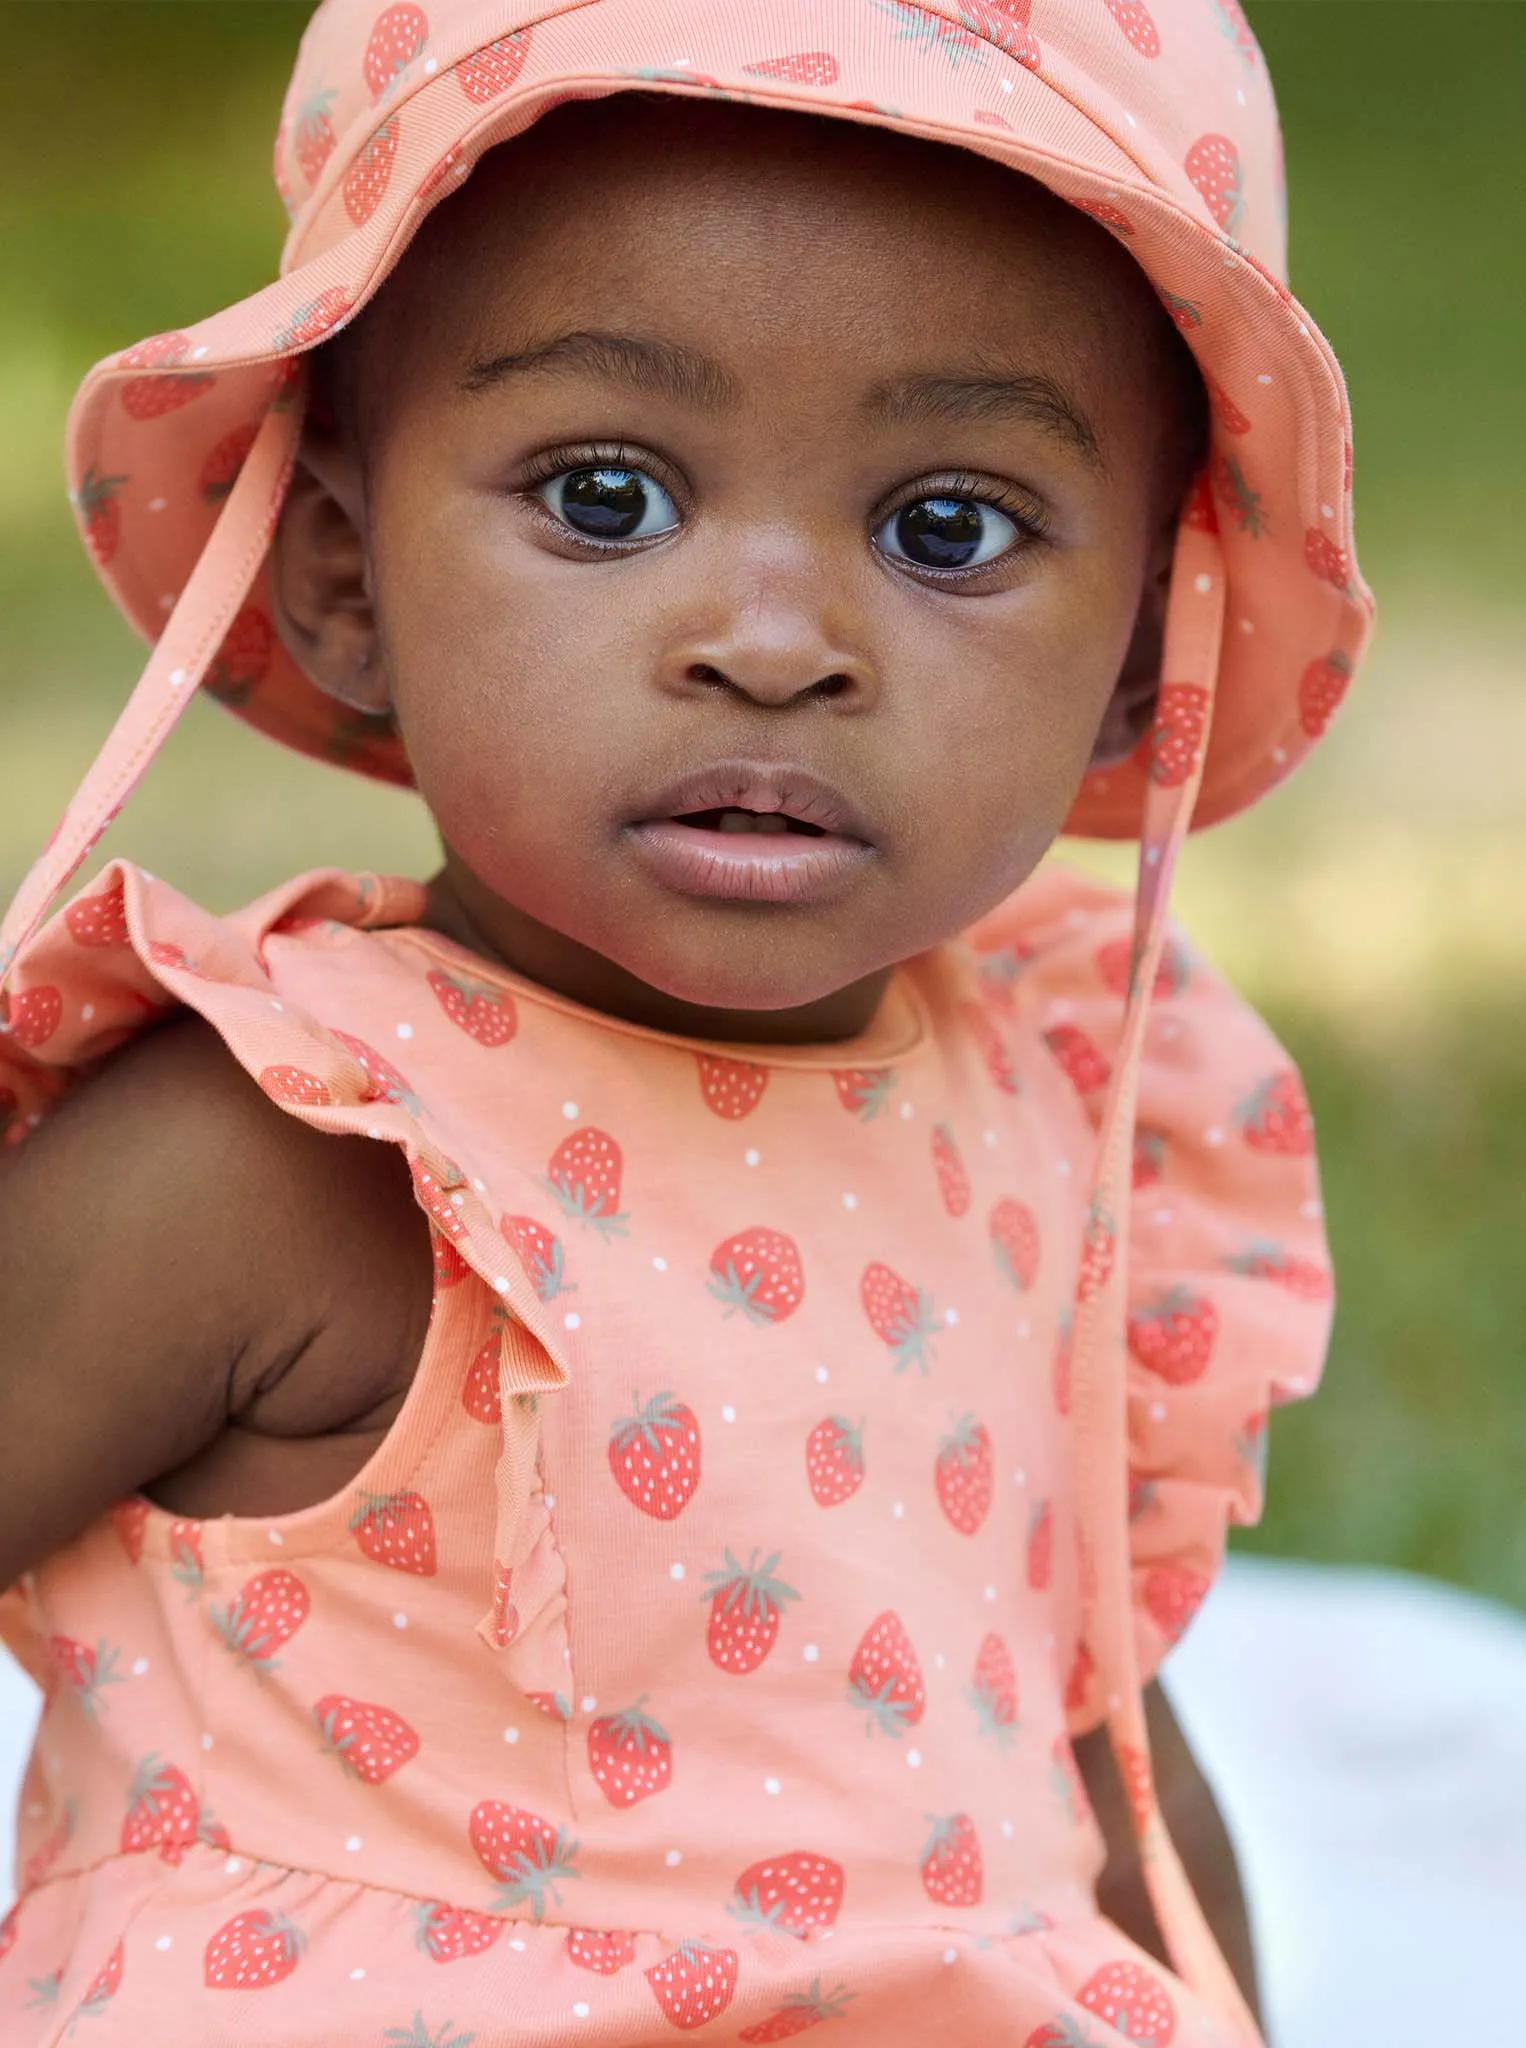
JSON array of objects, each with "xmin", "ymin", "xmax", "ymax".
[{"xmin": 717, "ymin": 810, "xmax": 756, "ymax": 834}]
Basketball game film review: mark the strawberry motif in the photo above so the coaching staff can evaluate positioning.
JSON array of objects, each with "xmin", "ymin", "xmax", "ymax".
[
  {"xmin": 1237, "ymin": 1069, "xmax": 1314, "ymax": 1154},
  {"xmin": 462, "ymin": 1328, "xmax": 502, "ymax": 1425},
  {"xmin": 77, "ymin": 1939, "xmax": 125, "ymax": 2017},
  {"xmin": 295, "ymin": 84, "xmax": 339, "ymax": 185},
  {"xmin": 740, "ymin": 1979, "xmax": 855, "ymax": 2040},
  {"xmin": 805, "ymin": 1416, "xmax": 864, "ymax": 1507},
  {"xmin": 931, "ymin": 1123, "xmax": 971, "ymax": 1217},
  {"xmin": 1305, "ymin": 527, "xmax": 1351, "ymax": 590},
  {"xmin": 1184, "ymin": 132, "xmax": 1244, "ymax": 236},
  {"xmin": 1063, "ymin": 1640, "xmax": 1095, "ymax": 1717},
  {"xmin": 1076, "ymin": 1959, "xmax": 1178, "ymax": 2045},
  {"xmin": 204, "ymin": 605, "xmax": 274, "ymax": 707},
  {"xmin": 1146, "ymin": 683, "xmax": 1210, "ymax": 787},
  {"xmin": 199, "ymin": 423, "xmax": 260, "ymax": 504},
  {"xmin": 498, "ymin": 1213, "xmax": 570, "ymax": 1302},
  {"xmin": 419, "ymin": 143, "xmax": 469, "ymax": 198},
  {"xmin": 957, "ymin": 997, "xmax": 1020, "ymax": 1093},
  {"xmin": 1095, "ymin": 936, "xmax": 1190, "ymax": 1001},
  {"xmin": 609, "ymin": 1391, "xmax": 702, "ymax": 1519},
  {"xmin": 0, "ymin": 1904, "xmax": 16, "ymax": 1962},
  {"xmin": 350, "ymin": 1489, "xmax": 438, "ymax": 1575},
  {"xmin": 1205, "ymin": 375, "xmax": 1252, "ymax": 436},
  {"xmin": 168, "ymin": 1517, "xmax": 203, "ymax": 1595},
  {"xmin": 1213, "ymin": 450, "xmax": 1268, "ymax": 537},
  {"xmin": 708, "ymin": 1228, "xmax": 805, "ymax": 1325},
  {"xmin": 414, "ymin": 1901, "xmax": 505, "ymax": 1963},
  {"xmin": 120, "ymin": 1754, "xmax": 200, "ymax": 1863},
  {"xmin": 118, "ymin": 333, "xmax": 215, "ymax": 420},
  {"xmin": 860, "ymin": 1261, "xmax": 939, "ymax": 1375},
  {"xmin": 48, "ymin": 1636, "xmax": 123, "ymax": 1722},
  {"xmin": 315, "ymin": 1695, "xmax": 420, "ymax": 1783},
  {"xmin": 587, "ymin": 1700, "xmax": 673, "ymax": 1807},
  {"xmin": 411, "ymin": 1157, "xmax": 470, "ymax": 1243},
  {"xmin": 1078, "ymin": 1199, "xmax": 1116, "ymax": 1301},
  {"xmin": 1226, "ymin": 1238, "xmax": 1332, "ymax": 1301},
  {"xmin": 730, "ymin": 1852, "xmax": 845, "ymax": 1937},
  {"xmin": 696, "ymin": 1054, "xmax": 768, "ymax": 1120},
  {"xmin": 977, "ymin": 941, "xmax": 1032, "ymax": 1011},
  {"xmin": 77, "ymin": 466, "xmax": 127, "ymax": 566},
  {"xmin": 345, "ymin": 116, "xmax": 400, "ymax": 225},
  {"xmin": 1298, "ymin": 651, "xmax": 1353, "ymax": 738},
  {"xmin": 1026, "ymin": 1498, "xmax": 1054, "ymax": 1590},
  {"xmin": 459, "ymin": 31, "xmax": 534, "ymax": 101},
  {"xmin": 743, "ymin": 50, "xmax": 840, "ymax": 86},
  {"xmin": 1158, "ymin": 286, "xmax": 1204, "ymax": 338},
  {"xmin": 210, "ymin": 1569, "xmax": 310, "ymax": 1673},
  {"xmin": 275, "ymin": 288, "xmax": 354, "ymax": 350},
  {"xmin": 1043, "ymin": 1024, "xmax": 1111, "ymax": 1095},
  {"xmin": 967, "ymin": 1632, "xmax": 1018, "ymax": 1745},
  {"xmin": 3, "ymin": 985, "xmax": 62, "ymax": 1051},
  {"xmin": 832, "ymin": 1068, "xmax": 896, "ymax": 1119},
  {"xmin": 331, "ymin": 1028, "xmax": 421, "ymax": 1111},
  {"xmin": 847, "ymin": 1610, "xmax": 925, "ymax": 1736},
  {"xmin": 259, "ymin": 1065, "xmax": 332, "ymax": 1108},
  {"xmin": 1132, "ymin": 1126, "xmax": 1168, "ymax": 1189},
  {"xmin": 488, "ymin": 1561, "xmax": 520, "ymax": 1648},
  {"xmin": 645, "ymin": 1942, "xmax": 739, "ymax": 2030},
  {"xmin": 1144, "ymin": 1564, "xmax": 1213, "ymax": 1646},
  {"xmin": 919, "ymin": 1813, "xmax": 982, "ymax": 1907},
  {"xmin": 989, "ymin": 1198, "xmax": 1040, "ymax": 1293},
  {"xmin": 205, "ymin": 1909, "xmax": 305, "ymax": 1990},
  {"xmin": 1128, "ymin": 1287, "xmax": 1218, "ymax": 1383},
  {"xmin": 1209, "ymin": 0, "xmax": 1259, "ymax": 67},
  {"xmin": 1102, "ymin": 0, "xmax": 1159, "ymax": 58},
  {"xmin": 960, "ymin": 1, "xmax": 1041, "ymax": 67},
  {"xmin": 547, "ymin": 1126, "xmax": 629, "ymax": 1237},
  {"xmin": 364, "ymin": 4, "xmax": 430, "ymax": 99},
  {"xmin": 111, "ymin": 1498, "xmax": 151, "ymax": 1564},
  {"xmin": 64, "ymin": 880, "xmax": 128, "ymax": 949},
  {"xmin": 703, "ymin": 1550, "xmax": 800, "ymax": 1673},
  {"xmin": 1116, "ymin": 1742, "xmax": 1157, "ymax": 1834},
  {"xmin": 934, "ymin": 1414, "xmax": 992, "ymax": 1535},
  {"xmin": 469, "ymin": 1799, "xmax": 580, "ymax": 1919},
  {"xmin": 1073, "ymin": 199, "xmax": 1135, "ymax": 238},
  {"xmin": 427, "ymin": 966, "xmax": 518, "ymax": 1046},
  {"xmin": 434, "ymin": 1233, "xmax": 469, "ymax": 1288},
  {"xmin": 566, "ymin": 1927, "xmax": 637, "ymax": 1974}
]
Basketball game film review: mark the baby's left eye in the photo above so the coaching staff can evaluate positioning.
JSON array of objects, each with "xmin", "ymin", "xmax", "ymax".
[
  {"xmin": 539, "ymin": 465, "xmax": 680, "ymax": 543},
  {"xmin": 874, "ymin": 497, "xmax": 1021, "ymax": 573}
]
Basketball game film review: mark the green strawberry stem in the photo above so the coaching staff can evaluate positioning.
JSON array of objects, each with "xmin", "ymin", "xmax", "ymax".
[{"xmin": 488, "ymin": 1828, "xmax": 581, "ymax": 1919}]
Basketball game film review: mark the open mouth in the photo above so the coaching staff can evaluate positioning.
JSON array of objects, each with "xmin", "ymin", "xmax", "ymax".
[{"xmin": 671, "ymin": 808, "xmax": 828, "ymax": 837}]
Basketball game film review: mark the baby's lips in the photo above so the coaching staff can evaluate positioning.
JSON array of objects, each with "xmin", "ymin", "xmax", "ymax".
[{"xmin": 633, "ymin": 758, "xmax": 874, "ymax": 843}]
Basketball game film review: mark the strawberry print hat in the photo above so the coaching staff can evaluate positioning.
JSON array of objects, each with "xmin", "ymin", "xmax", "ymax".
[{"xmin": 0, "ymin": 5, "xmax": 1374, "ymax": 2040}]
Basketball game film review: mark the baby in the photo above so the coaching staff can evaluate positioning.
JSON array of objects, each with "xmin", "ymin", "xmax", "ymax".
[{"xmin": 0, "ymin": 3, "xmax": 1372, "ymax": 2043}]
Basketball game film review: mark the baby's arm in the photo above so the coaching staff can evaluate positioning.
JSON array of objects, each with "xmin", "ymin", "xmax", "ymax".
[
  {"xmin": 1075, "ymin": 1680, "xmax": 1263, "ymax": 2028},
  {"xmin": 0, "ymin": 1012, "xmax": 427, "ymax": 1587}
]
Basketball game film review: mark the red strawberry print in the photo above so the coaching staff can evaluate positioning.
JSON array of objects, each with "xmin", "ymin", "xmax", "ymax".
[
  {"xmin": 989, "ymin": 1198, "xmax": 1040, "ymax": 1293},
  {"xmin": 77, "ymin": 466, "xmax": 127, "ymax": 565},
  {"xmin": 1180, "ymin": 470, "xmax": 1216, "ymax": 533},
  {"xmin": 209, "ymin": 1569, "xmax": 310, "ymax": 1672},
  {"xmin": 204, "ymin": 1909, "xmax": 305, "ymax": 1990},
  {"xmin": 1209, "ymin": 0, "xmax": 1259, "ymax": 67},
  {"xmin": 275, "ymin": 288, "xmax": 354, "ymax": 350},
  {"xmin": 1077, "ymin": 1959, "xmax": 1178, "ymax": 2045},
  {"xmin": 860, "ymin": 1261, "xmax": 939, "ymax": 1375},
  {"xmin": 1237, "ymin": 1069, "xmax": 1314, "ymax": 1154},
  {"xmin": 609, "ymin": 1391, "xmax": 702, "ymax": 1519},
  {"xmin": 967, "ymin": 1632, "xmax": 1018, "ymax": 1745},
  {"xmin": 934, "ymin": 1414, "xmax": 992, "ymax": 1535},
  {"xmin": 330, "ymin": 1028, "xmax": 420, "ymax": 1111},
  {"xmin": 350, "ymin": 1489, "xmax": 438, "ymax": 1575},
  {"xmin": 64, "ymin": 880, "xmax": 128, "ymax": 949},
  {"xmin": 957, "ymin": 997, "xmax": 1020, "ymax": 1093},
  {"xmin": 414, "ymin": 1901, "xmax": 505, "ymax": 1963},
  {"xmin": 411, "ymin": 1157, "xmax": 470, "ymax": 1243},
  {"xmin": 364, "ymin": 3, "xmax": 429, "ymax": 99},
  {"xmin": 458, "ymin": 30, "xmax": 533, "ymax": 101},
  {"xmin": 294, "ymin": 84, "xmax": 339, "ymax": 185},
  {"xmin": 1305, "ymin": 527, "xmax": 1351, "ymax": 591},
  {"xmin": 1078, "ymin": 1199, "xmax": 1116, "ymax": 1301},
  {"xmin": 206, "ymin": 605, "xmax": 274, "ymax": 707},
  {"xmin": 920, "ymin": 1813, "xmax": 983, "ymax": 1907},
  {"xmin": 118, "ymin": 333, "xmax": 215, "ymax": 419},
  {"xmin": 1132, "ymin": 1126, "xmax": 1168, "ymax": 1189},
  {"xmin": 1184, "ymin": 132, "xmax": 1244, "ymax": 236},
  {"xmin": 1103, "ymin": 0, "xmax": 1160, "ymax": 58},
  {"xmin": 848, "ymin": 1611, "xmax": 925, "ymax": 1737},
  {"xmin": 469, "ymin": 1799, "xmax": 580, "ymax": 1919},
  {"xmin": 961, "ymin": 1, "xmax": 1041, "ymax": 67},
  {"xmin": 566, "ymin": 1926, "xmax": 638, "ymax": 1975},
  {"xmin": 709, "ymin": 1228, "xmax": 805, "ymax": 1325},
  {"xmin": 646, "ymin": 1941, "xmax": 739, "ymax": 2030},
  {"xmin": 1144, "ymin": 1564, "xmax": 1212, "ymax": 1645},
  {"xmin": 743, "ymin": 50, "xmax": 840, "ymax": 86},
  {"xmin": 48, "ymin": 1635, "xmax": 123, "ymax": 1722},
  {"xmin": 931, "ymin": 1123, "xmax": 971, "ymax": 1217},
  {"xmin": 1116, "ymin": 1742, "xmax": 1157, "ymax": 1834},
  {"xmin": 977, "ymin": 941, "xmax": 1032, "ymax": 1011},
  {"xmin": 1226, "ymin": 1238, "xmax": 1332, "ymax": 1301},
  {"xmin": 120, "ymin": 1755, "xmax": 201, "ymax": 1863},
  {"xmin": 1063, "ymin": 1639, "xmax": 1095, "ymax": 1716},
  {"xmin": 462, "ymin": 1327, "xmax": 502, "ymax": 1425},
  {"xmin": 500, "ymin": 1213, "xmax": 571, "ymax": 1303},
  {"xmin": 547, "ymin": 1126, "xmax": 629, "ymax": 1237},
  {"xmin": 77, "ymin": 1938, "xmax": 125, "ymax": 2017},
  {"xmin": 1027, "ymin": 1498, "xmax": 1054, "ymax": 1590},
  {"xmin": 587, "ymin": 1700, "xmax": 673, "ymax": 1807},
  {"xmin": 1095, "ymin": 935, "xmax": 1190, "ymax": 1000},
  {"xmin": 489, "ymin": 1561, "xmax": 520, "ymax": 1647},
  {"xmin": 111, "ymin": 1498, "xmax": 151, "ymax": 1564},
  {"xmin": 730, "ymin": 1852, "xmax": 845, "ymax": 1937},
  {"xmin": 419, "ymin": 142, "xmax": 468, "ymax": 198},
  {"xmin": 427, "ymin": 965, "xmax": 518, "ymax": 1046},
  {"xmin": 805, "ymin": 1416, "xmax": 865, "ymax": 1507},
  {"xmin": 345, "ymin": 116, "xmax": 400, "ymax": 225},
  {"xmin": 1128, "ymin": 1287, "xmax": 1218, "ymax": 1383},
  {"xmin": 1298, "ymin": 650, "xmax": 1353, "ymax": 738},
  {"xmin": 1146, "ymin": 683, "xmax": 1210, "ymax": 787},
  {"xmin": 1074, "ymin": 199, "xmax": 1135, "ymax": 238},
  {"xmin": 703, "ymin": 1549, "xmax": 800, "ymax": 1673},
  {"xmin": 832, "ymin": 1067, "xmax": 896, "ymax": 1119},
  {"xmin": 0, "ymin": 1904, "xmax": 16, "ymax": 1962},
  {"xmin": 3, "ymin": 985, "xmax": 62, "ymax": 1051},
  {"xmin": 1206, "ymin": 375, "xmax": 1252, "ymax": 435},
  {"xmin": 1043, "ymin": 1023, "xmax": 1111, "ymax": 1095},
  {"xmin": 740, "ymin": 1980, "xmax": 855, "ymax": 2041},
  {"xmin": 200, "ymin": 422, "xmax": 260, "ymax": 503},
  {"xmin": 259, "ymin": 1065, "xmax": 332, "ymax": 1108},
  {"xmin": 433, "ymin": 1233, "xmax": 469, "ymax": 1288},
  {"xmin": 696, "ymin": 1054, "xmax": 768, "ymax": 1120},
  {"xmin": 314, "ymin": 1695, "xmax": 420, "ymax": 1783}
]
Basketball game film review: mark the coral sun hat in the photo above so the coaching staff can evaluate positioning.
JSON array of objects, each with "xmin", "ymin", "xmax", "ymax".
[{"xmin": 1, "ymin": 6, "xmax": 1372, "ymax": 2042}]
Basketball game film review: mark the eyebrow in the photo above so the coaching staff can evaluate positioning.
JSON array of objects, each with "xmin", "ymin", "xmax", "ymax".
[{"xmin": 460, "ymin": 328, "xmax": 1104, "ymax": 471}]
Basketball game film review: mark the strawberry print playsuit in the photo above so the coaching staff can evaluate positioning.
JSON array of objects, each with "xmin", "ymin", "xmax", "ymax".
[{"xmin": 0, "ymin": 0, "xmax": 1374, "ymax": 2042}]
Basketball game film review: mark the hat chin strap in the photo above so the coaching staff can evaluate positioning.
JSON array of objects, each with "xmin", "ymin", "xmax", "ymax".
[
  {"xmin": 0, "ymin": 391, "xmax": 304, "ymax": 988},
  {"xmin": 1071, "ymin": 497, "xmax": 1263, "ymax": 2044}
]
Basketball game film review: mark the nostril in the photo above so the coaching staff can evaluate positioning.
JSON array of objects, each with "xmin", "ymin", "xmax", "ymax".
[
  {"xmin": 687, "ymin": 663, "xmax": 729, "ymax": 687},
  {"xmin": 813, "ymin": 674, "xmax": 853, "ymax": 700}
]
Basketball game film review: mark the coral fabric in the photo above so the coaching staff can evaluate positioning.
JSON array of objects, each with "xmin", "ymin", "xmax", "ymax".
[{"xmin": 0, "ymin": 857, "xmax": 1330, "ymax": 2042}]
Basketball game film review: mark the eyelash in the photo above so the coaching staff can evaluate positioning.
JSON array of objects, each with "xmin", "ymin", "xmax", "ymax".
[{"xmin": 515, "ymin": 442, "xmax": 1052, "ymax": 580}]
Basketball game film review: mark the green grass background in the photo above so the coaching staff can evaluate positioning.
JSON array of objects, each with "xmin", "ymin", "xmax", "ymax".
[{"xmin": 1, "ymin": 4, "xmax": 1523, "ymax": 1605}]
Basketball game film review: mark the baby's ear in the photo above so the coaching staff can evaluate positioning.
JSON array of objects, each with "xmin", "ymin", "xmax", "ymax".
[{"xmin": 267, "ymin": 420, "xmax": 390, "ymax": 715}]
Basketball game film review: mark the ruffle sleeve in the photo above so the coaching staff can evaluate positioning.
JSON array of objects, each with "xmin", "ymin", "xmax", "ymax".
[{"xmin": 969, "ymin": 864, "xmax": 1334, "ymax": 1737}]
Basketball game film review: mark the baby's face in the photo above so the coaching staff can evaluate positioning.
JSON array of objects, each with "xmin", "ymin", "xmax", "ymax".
[{"xmin": 283, "ymin": 98, "xmax": 1200, "ymax": 1040}]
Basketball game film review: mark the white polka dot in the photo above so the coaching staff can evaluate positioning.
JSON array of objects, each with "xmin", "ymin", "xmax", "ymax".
[
  {"xmin": 509, "ymin": 1937, "xmax": 526, "ymax": 1953},
  {"xmin": 493, "ymin": 1276, "xmax": 510, "ymax": 1294},
  {"xmin": 1287, "ymin": 1375, "xmax": 1311, "ymax": 1394},
  {"xmin": 908, "ymin": 1749, "xmax": 923, "ymax": 1769},
  {"xmin": 1000, "ymin": 75, "xmax": 1012, "ymax": 91},
  {"xmin": 764, "ymin": 1776, "xmax": 782, "ymax": 1796},
  {"xmin": 191, "ymin": 345, "xmax": 210, "ymax": 360},
  {"xmin": 1001, "ymin": 1819, "xmax": 1015, "ymax": 1839},
  {"xmin": 267, "ymin": 1528, "xmax": 285, "ymax": 1546},
  {"xmin": 1056, "ymin": 1158, "xmax": 1072, "ymax": 1178},
  {"xmin": 1144, "ymin": 846, "xmax": 1161, "ymax": 866},
  {"xmin": 1204, "ymin": 1126, "xmax": 1225, "ymax": 1147},
  {"xmin": 815, "ymin": 1366, "xmax": 829, "ymax": 1384},
  {"xmin": 899, "ymin": 1100, "xmax": 914, "ymax": 1120},
  {"xmin": 1236, "ymin": 86, "xmax": 1247, "ymax": 106},
  {"xmin": 473, "ymin": 1177, "xmax": 487, "ymax": 1194},
  {"xmin": 503, "ymin": 1726, "xmax": 520, "ymax": 1744},
  {"xmin": 1153, "ymin": 1207, "xmax": 1174, "ymax": 1226},
  {"xmin": 1016, "ymin": 1320, "xmax": 1030, "ymax": 1341},
  {"xmin": 424, "ymin": 54, "xmax": 438, "ymax": 72},
  {"xmin": 982, "ymin": 1129, "xmax": 998, "ymax": 1149},
  {"xmin": 350, "ymin": 1966, "xmax": 366, "ymax": 1981},
  {"xmin": 1238, "ymin": 617, "xmax": 1255, "ymax": 635},
  {"xmin": 944, "ymin": 1306, "xmax": 958, "ymax": 1326},
  {"xmin": 842, "ymin": 1191, "xmax": 858, "ymax": 1210},
  {"xmin": 1257, "ymin": 372, "xmax": 1274, "ymax": 386},
  {"xmin": 892, "ymin": 1501, "xmax": 905, "ymax": 1520},
  {"xmin": 131, "ymin": 1657, "xmax": 149, "ymax": 1676},
  {"xmin": 395, "ymin": 1022, "xmax": 414, "ymax": 1040},
  {"xmin": 368, "ymin": 1127, "xmax": 383, "ymax": 1142},
  {"xmin": 155, "ymin": 1933, "xmax": 173, "ymax": 1951},
  {"xmin": 1013, "ymin": 1468, "xmax": 1026, "ymax": 1486},
  {"xmin": 721, "ymin": 1404, "xmax": 737, "ymax": 1423},
  {"xmin": 1108, "ymin": 1692, "xmax": 1121, "ymax": 1711},
  {"xmin": 670, "ymin": 1562, "xmax": 686, "ymax": 1581},
  {"xmin": 1271, "ymin": 746, "xmax": 1288, "ymax": 765},
  {"xmin": 1193, "ymin": 573, "xmax": 1213, "ymax": 595},
  {"xmin": 1157, "ymin": 1020, "xmax": 1180, "ymax": 1041},
  {"xmin": 803, "ymin": 1643, "xmax": 820, "ymax": 1663},
  {"xmin": 544, "ymin": 1494, "xmax": 557, "ymax": 1511},
  {"xmin": 23, "ymin": 1802, "xmax": 42, "ymax": 1820},
  {"xmin": 224, "ymin": 1857, "xmax": 242, "ymax": 1876},
  {"xmin": 159, "ymin": 595, "xmax": 174, "ymax": 611},
  {"xmin": 345, "ymin": 1834, "xmax": 363, "ymax": 1853},
  {"xmin": 393, "ymin": 1611, "xmax": 409, "ymax": 1629},
  {"xmin": 170, "ymin": 667, "xmax": 190, "ymax": 689},
  {"xmin": 201, "ymin": 1733, "xmax": 214, "ymax": 1752},
  {"xmin": 1149, "ymin": 1401, "xmax": 1168, "ymax": 1423},
  {"xmin": 983, "ymin": 1585, "xmax": 998, "ymax": 1603},
  {"xmin": 148, "ymin": 496, "xmax": 168, "ymax": 513},
  {"xmin": 943, "ymin": 1945, "xmax": 958, "ymax": 1963},
  {"xmin": 564, "ymin": 1311, "xmax": 581, "ymax": 1331},
  {"xmin": 665, "ymin": 1849, "xmax": 683, "ymax": 1867},
  {"xmin": 933, "ymin": 1652, "xmax": 946, "ymax": 1672},
  {"xmin": 1125, "ymin": 110, "xmax": 1137, "ymax": 126},
  {"xmin": 81, "ymin": 1004, "xmax": 95, "ymax": 1023},
  {"xmin": 652, "ymin": 1255, "xmax": 669, "ymax": 1272},
  {"xmin": 1320, "ymin": 502, "xmax": 1335, "ymax": 520},
  {"xmin": 270, "ymin": 999, "xmax": 284, "ymax": 1013},
  {"xmin": 1301, "ymin": 1198, "xmax": 1324, "ymax": 1220},
  {"xmin": 580, "ymin": 1695, "xmax": 598, "ymax": 1713},
  {"xmin": 573, "ymin": 2003, "xmax": 591, "ymax": 2020},
  {"xmin": 1299, "ymin": 321, "xmax": 1310, "ymax": 337},
  {"xmin": 450, "ymin": 1191, "xmax": 466, "ymax": 1209},
  {"xmin": 742, "ymin": 1148, "xmax": 761, "ymax": 1170},
  {"xmin": 561, "ymin": 1101, "xmax": 579, "ymax": 1120}
]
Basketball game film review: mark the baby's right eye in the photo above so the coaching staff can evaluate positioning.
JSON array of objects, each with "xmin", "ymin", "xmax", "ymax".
[{"xmin": 538, "ymin": 465, "xmax": 680, "ymax": 543}]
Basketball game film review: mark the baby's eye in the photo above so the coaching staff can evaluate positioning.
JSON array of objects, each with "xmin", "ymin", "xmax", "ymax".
[
  {"xmin": 874, "ymin": 496, "xmax": 1021, "ymax": 573},
  {"xmin": 538, "ymin": 465, "xmax": 680, "ymax": 543}
]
